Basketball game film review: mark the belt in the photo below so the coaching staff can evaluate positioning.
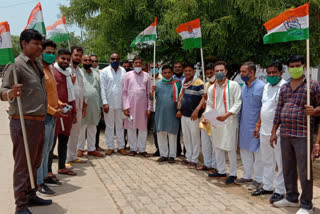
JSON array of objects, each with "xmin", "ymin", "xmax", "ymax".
[{"xmin": 11, "ymin": 115, "xmax": 45, "ymax": 121}]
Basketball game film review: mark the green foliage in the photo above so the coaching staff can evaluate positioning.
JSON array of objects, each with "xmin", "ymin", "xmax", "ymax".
[
  {"xmin": 11, "ymin": 35, "xmax": 21, "ymax": 57},
  {"xmin": 60, "ymin": 0, "xmax": 320, "ymax": 74}
]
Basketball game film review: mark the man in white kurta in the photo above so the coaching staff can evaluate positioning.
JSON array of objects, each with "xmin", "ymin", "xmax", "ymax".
[
  {"xmin": 66, "ymin": 46, "xmax": 87, "ymax": 164},
  {"xmin": 100, "ymin": 53, "xmax": 127, "ymax": 155},
  {"xmin": 205, "ymin": 62, "xmax": 242, "ymax": 185},
  {"xmin": 251, "ymin": 61, "xmax": 286, "ymax": 203}
]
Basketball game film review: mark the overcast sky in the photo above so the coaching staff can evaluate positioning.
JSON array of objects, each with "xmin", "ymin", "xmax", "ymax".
[{"xmin": 0, "ymin": 0, "xmax": 80, "ymax": 36}]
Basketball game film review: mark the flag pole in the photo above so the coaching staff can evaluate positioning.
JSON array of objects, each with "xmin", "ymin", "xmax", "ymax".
[
  {"xmin": 153, "ymin": 41, "xmax": 156, "ymax": 111},
  {"xmin": 67, "ymin": 40, "xmax": 71, "ymax": 51},
  {"xmin": 306, "ymin": 39, "xmax": 311, "ymax": 180},
  {"xmin": 200, "ymin": 48, "xmax": 205, "ymax": 82},
  {"xmin": 12, "ymin": 64, "xmax": 35, "ymax": 189}
]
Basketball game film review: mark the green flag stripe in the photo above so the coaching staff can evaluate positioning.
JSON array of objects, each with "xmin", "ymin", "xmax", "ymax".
[
  {"xmin": 263, "ymin": 28, "xmax": 309, "ymax": 44},
  {"xmin": 28, "ymin": 22, "xmax": 46, "ymax": 35},
  {"xmin": 49, "ymin": 33, "xmax": 70, "ymax": 43},
  {"xmin": 0, "ymin": 48, "xmax": 14, "ymax": 65},
  {"xmin": 130, "ymin": 34, "xmax": 157, "ymax": 47},
  {"xmin": 183, "ymin": 37, "xmax": 202, "ymax": 50}
]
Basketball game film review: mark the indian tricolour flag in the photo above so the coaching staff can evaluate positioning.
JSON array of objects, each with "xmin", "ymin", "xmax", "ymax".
[
  {"xmin": 46, "ymin": 15, "xmax": 70, "ymax": 43},
  {"xmin": 0, "ymin": 22, "xmax": 14, "ymax": 65},
  {"xmin": 25, "ymin": 2, "xmax": 46, "ymax": 35},
  {"xmin": 263, "ymin": 3, "xmax": 309, "ymax": 44},
  {"xmin": 130, "ymin": 17, "xmax": 157, "ymax": 47},
  {"xmin": 176, "ymin": 19, "xmax": 202, "ymax": 50}
]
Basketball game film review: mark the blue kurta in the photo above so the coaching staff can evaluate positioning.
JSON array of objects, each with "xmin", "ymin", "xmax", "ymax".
[
  {"xmin": 155, "ymin": 81, "xmax": 180, "ymax": 135},
  {"xmin": 239, "ymin": 79, "xmax": 265, "ymax": 152}
]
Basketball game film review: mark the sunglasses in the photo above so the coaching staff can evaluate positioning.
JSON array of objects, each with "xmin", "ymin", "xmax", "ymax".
[
  {"xmin": 83, "ymin": 59, "xmax": 92, "ymax": 62},
  {"xmin": 110, "ymin": 58, "xmax": 120, "ymax": 61},
  {"xmin": 92, "ymin": 60, "xmax": 98, "ymax": 63}
]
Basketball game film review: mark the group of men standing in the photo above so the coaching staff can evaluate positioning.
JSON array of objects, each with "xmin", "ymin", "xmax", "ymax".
[{"xmin": 1, "ymin": 29, "xmax": 320, "ymax": 214}]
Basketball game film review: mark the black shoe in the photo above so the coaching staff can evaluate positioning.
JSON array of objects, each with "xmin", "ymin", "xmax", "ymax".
[
  {"xmin": 44, "ymin": 177, "xmax": 62, "ymax": 187},
  {"xmin": 226, "ymin": 176, "xmax": 237, "ymax": 184},
  {"xmin": 269, "ymin": 193, "xmax": 285, "ymax": 204},
  {"xmin": 208, "ymin": 172, "xmax": 227, "ymax": 179},
  {"xmin": 168, "ymin": 157, "xmax": 175, "ymax": 163},
  {"xmin": 29, "ymin": 195, "xmax": 52, "ymax": 206},
  {"xmin": 53, "ymin": 154, "xmax": 58, "ymax": 159},
  {"xmin": 157, "ymin": 157, "xmax": 168, "ymax": 162},
  {"xmin": 252, "ymin": 188, "xmax": 273, "ymax": 196},
  {"xmin": 152, "ymin": 151, "xmax": 160, "ymax": 157},
  {"xmin": 37, "ymin": 184, "xmax": 55, "ymax": 196},
  {"xmin": 16, "ymin": 208, "xmax": 32, "ymax": 214}
]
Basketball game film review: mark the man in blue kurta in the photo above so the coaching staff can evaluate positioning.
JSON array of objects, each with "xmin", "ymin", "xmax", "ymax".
[
  {"xmin": 237, "ymin": 61, "xmax": 265, "ymax": 190},
  {"xmin": 151, "ymin": 65, "xmax": 181, "ymax": 163}
]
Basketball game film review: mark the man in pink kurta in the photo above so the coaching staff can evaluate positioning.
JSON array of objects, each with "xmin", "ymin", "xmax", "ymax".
[{"xmin": 122, "ymin": 56, "xmax": 152, "ymax": 157}]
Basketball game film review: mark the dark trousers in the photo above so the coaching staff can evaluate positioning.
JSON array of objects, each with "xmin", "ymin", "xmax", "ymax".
[
  {"xmin": 95, "ymin": 119, "xmax": 104, "ymax": 149},
  {"xmin": 48, "ymin": 138, "xmax": 56, "ymax": 173},
  {"xmin": 10, "ymin": 119, "xmax": 45, "ymax": 212},
  {"xmin": 54, "ymin": 134, "xmax": 69, "ymax": 170},
  {"xmin": 176, "ymin": 118, "xmax": 184, "ymax": 155},
  {"xmin": 280, "ymin": 136, "xmax": 313, "ymax": 209},
  {"xmin": 148, "ymin": 112, "xmax": 158, "ymax": 151}
]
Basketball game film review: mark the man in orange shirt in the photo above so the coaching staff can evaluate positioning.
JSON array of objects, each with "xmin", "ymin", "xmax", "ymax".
[{"xmin": 38, "ymin": 40, "xmax": 67, "ymax": 194}]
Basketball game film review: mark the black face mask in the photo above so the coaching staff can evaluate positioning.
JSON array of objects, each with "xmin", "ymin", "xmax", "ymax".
[
  {"xmin": 72, "ymin": 60, "xmax": 81, "ymax": 65},
  {"xmin": 125, "ymin": 68, "xmax": 131, "ymax": 72},
  {"xmin": 83, "ymin": 64, "xmax": 92, "ymax": 70},
  {"xmin": 175, "ymin": 72, "xmax": 183, "ymax": 77}
]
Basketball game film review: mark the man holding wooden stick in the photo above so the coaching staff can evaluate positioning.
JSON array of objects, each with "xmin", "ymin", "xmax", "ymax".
[
  {"xmin": 0, "ymin": 29, "xmax": 52, "ymax": 214},
  {"xmin": 271, "ymin": 55, "xmax": 320, "ymax": 214}
]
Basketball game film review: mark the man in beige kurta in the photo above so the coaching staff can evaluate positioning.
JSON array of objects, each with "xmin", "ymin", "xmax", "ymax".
[{"xmin": 204, "ymin": 61, "xmax": 242, "ymax": 185}]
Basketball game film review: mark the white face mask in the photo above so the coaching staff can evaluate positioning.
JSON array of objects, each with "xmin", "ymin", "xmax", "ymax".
[
  {"xmin": 134, "ymin": 67, "xmax": 142, "ymax": 73},
  {"xmin": 206, "ymin": 76, "xmax": 216, "ymax": 83}
]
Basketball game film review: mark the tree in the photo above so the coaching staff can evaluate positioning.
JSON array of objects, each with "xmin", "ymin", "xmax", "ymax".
[
  {"xmin": 11, "ymin": 35, "xmax": 21, "ymax": 57},
  {"xmin": 61, "ymin": 0, "xmax": 320, "ymax": 75}
]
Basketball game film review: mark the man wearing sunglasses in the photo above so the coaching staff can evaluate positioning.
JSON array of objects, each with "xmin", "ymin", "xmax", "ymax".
[
  {"xmin": 76, "ymin": 55, "xmax": 104, "ymax": 157},
  {"xmin": 100, "ymin": 53, "xmax": 128, "ymax": 156}
]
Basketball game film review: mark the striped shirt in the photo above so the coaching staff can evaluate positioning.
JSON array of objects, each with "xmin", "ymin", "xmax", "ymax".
[
  {"xmin": 181, "ymin": 78, "xmax": 204, "ymax": 117},
  {"xmin": 273, "ymin": 78, "xmax": 320, "ymax": 137}
]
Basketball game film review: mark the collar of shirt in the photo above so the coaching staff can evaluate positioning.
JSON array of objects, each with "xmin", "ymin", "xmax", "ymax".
[
  {"xmin": 284, "ymin": 75, "xmax": 306, "ymax": 92},
  {"xmin": 246, "ymin": 78, "xmax": 257, "ymax": 88}
]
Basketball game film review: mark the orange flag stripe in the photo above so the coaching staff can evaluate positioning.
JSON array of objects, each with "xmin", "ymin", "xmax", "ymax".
[
  {"xmin": 46, "ymin": 15, "xmax": 66, "ymax": 31},
  {"xmin": 176, "ymin": 19, "xmax": 201, "ymax": 33},
  {"xmin": 264, "ymin": 3, "xmax": 309, "ymax": 31},
  {"xmin": 0, "ymin": 21, "xmax": 10, "ymax": 33}
]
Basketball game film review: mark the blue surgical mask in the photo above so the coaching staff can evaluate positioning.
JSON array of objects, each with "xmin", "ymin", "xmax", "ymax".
[
  {"xmin": 215, "ymin": 72, "xmax": 225, "ymax": 81},
  {"xmin": 111, "ymin": 61, "xmax": 120, "ymax": 69},
  {"xmin": 241, "ymin": 75, "xmax": 250, "ymax": 82},
  {"xmin": 150, "ymin": 68, "xmax": 159, "ymax": 75}
]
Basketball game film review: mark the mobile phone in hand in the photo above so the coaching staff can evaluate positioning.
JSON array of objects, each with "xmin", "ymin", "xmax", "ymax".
[{"xmin": 62, "ymin": 105, "xmax": 72, "ymax": 114}]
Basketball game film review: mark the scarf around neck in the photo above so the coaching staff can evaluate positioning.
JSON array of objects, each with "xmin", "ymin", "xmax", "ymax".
[
  {"xmin": 54, "ymin": 62, "xmax": 75, "ymax": 102},
  {"xmin": 177, "ymin": 75, "xmax": 197, "ymax": 109},
  {"xmin": 162, "ymin": 77, "xmax": 180, "ymax": 102}
]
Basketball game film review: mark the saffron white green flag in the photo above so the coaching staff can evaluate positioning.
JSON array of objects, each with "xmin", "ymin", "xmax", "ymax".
[
  {"xmin": 25, "ymin": 2, "xmax": 46, "ymax": 35},
  {"xmin": 130, "ymin": 17, "xmax": 157, "ymax": 47},
  {"xmin": 176, "ymin": 19, "xmax": 202, "ymax": 50},
  {"xmin": 46, "ymin": 15, "xmax": 70, "ymax": 43},
  {"xmin": 263, "ymin": 3, "xmax": 309, "ymax": 44},
  {"xmin": 0, "ymin": 22, "xmax": 14, "ymax": 65}
]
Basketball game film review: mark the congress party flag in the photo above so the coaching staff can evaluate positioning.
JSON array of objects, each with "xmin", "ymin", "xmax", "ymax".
[
  {"xmin": 25, "ymin": 2, "xmax": 46, "ymax": 35},
  {"xmin": 46, "ymin": 15, "xmax": 70, "ymax": 43},
  {"xmin": 176, "ymin": 19, "xmax": 202, "ymax": 50},
  {"xmin": 0, "ymin": 22, "xmax": 15, "ymax": 65},
  {"xmin": 263, "ymin": 3, "xmax": 309, "ymax": 44},
  {"xmin": 130, "ymin": 17, "xmax": 157, "ymax": 47}
]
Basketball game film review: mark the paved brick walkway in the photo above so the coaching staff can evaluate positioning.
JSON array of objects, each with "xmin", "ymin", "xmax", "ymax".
[{"xmin": 0, "ymin": 80, "xmax": 319, "ymax": 213}]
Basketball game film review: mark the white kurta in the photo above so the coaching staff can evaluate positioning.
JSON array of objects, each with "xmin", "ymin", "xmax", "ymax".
[{"xmin": 205, "ymin": 80, "xmax": 242, "ymax": 152}]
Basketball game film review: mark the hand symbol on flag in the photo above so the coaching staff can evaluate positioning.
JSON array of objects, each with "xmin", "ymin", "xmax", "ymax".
[{"xmin": 284, "ymin": 16, "xmax": 303, "ymax": 36}]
